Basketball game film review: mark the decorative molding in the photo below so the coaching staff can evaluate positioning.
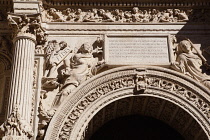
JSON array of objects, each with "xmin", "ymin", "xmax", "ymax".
[{"xmin": 45, "ymin": 66, "xmax": 210, "ymax": 140}]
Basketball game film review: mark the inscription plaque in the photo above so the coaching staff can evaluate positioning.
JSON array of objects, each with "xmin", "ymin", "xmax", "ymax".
[{"xmin": 105, "ymin": 35, "xmax": 172, "ymax": 65}]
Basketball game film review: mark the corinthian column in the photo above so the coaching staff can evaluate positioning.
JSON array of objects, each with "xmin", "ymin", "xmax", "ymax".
[{"xmin": 0, "ymin": 14, "xmax": 46, "ymax": 140}]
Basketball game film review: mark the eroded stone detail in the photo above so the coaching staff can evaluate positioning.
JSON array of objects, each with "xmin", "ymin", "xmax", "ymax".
[{"xmin": 0, "ymin": 106, "xmax": 33, "ymax": 138}]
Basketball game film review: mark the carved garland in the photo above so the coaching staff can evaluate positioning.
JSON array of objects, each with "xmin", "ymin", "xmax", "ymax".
[{"xmin": 48, "ymin": 67, "xmax": 210, "ymax": 140}]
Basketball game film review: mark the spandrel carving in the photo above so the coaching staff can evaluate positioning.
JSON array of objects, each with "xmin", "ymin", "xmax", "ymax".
[{"xmin": 171, "ymin": 39, "xmax": 210, "ymax": 89}]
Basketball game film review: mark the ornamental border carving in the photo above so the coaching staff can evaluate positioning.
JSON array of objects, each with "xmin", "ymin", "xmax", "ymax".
[{"xmin": 45, "ymin": 66, "xmax": 210, "ymax": 140}]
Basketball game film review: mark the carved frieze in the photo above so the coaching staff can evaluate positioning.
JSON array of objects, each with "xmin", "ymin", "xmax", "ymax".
[
  {"xmin": 41, "ymin": 6, "xmax": 210, "ymax": 23},
  {"xmin": 41, "ymin": 7, "xmax": 192, "ymax": 23}
]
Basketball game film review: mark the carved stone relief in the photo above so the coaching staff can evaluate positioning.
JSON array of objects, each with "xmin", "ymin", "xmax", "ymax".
[
  {"xmin": 41, "ymin": 7, "xmax": 193, "ymax": 23},
  {"xmin": 37, "ymin": 37, "xmax": 105, "ymax": 139},
  {"xmin": 171, "ymin": 38, "xmax": 210, "ymax": 90},
  {"xmin": 44, "ymin": 67, "xmax": 210, "ymax": 140}
]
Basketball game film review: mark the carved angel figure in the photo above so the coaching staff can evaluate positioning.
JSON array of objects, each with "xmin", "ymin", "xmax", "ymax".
[
  {"xmin": 171, "ymin": 40, "xmax": 210, "ymax": 89},
  {"xmin": 51, "ymin": 43, "xmax": 97, "ymax": 109}
]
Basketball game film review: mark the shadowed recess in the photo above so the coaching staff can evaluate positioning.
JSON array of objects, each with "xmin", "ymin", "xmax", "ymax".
[{"xmin": 90, "ymin": 115, "xmax": 185, "ymax": 140}]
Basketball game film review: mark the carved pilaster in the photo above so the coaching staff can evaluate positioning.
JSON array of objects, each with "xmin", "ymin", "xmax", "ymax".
[{"xmin": 0, "ymin": 14, "xmax": 46, "ymax": 139}]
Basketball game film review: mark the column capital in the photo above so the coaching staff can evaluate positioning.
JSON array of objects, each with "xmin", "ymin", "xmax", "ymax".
[{"xmin": 7, "ymin": 13, "xmax": 47, "ymax": 45}]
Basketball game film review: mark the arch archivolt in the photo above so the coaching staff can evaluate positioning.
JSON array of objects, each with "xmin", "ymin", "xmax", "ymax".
[{"xmin": 45, "ymin": 66, "xmax": 210, "ymax": 140}]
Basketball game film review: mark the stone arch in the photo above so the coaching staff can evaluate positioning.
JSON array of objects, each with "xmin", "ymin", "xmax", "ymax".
[{"xmin": 45, "ymin": 66, "xmax": 210, "ymax": 140}]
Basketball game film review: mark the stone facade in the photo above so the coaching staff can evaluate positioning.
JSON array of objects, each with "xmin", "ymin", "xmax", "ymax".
[{"xmin": 0, "ymin": 0, "xmax": 209, "ymax": 140}]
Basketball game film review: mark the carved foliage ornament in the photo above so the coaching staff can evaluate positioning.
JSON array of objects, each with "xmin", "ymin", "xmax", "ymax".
[
  {"xmin": 58, "ymin": 70, "xmax": 210, "ymax": 139},
  {"xmin": 0, "ymin": 106, "xmax": 33, "ymax": 138},
  {"xmin": 7, "ymin": 13, "xmax": 47, "ymax": 45}
]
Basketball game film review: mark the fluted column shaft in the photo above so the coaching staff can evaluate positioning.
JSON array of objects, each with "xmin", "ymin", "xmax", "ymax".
[{"xmin": 6, "ymin": 33, "xmax": 36, "ymax": 137}]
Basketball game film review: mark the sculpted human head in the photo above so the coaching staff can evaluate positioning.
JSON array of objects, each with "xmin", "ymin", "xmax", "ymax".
[{"xmin": 179, "ymin": 40, "xmax": 192, "ymax": 53}]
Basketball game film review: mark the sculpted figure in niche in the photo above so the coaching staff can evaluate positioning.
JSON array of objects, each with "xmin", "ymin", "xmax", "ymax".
[
  {"xmin": 51, "ymin": 42, "xmax": 97, "ymax": 109},
  {"xmin": 171, "ymin": 40, "xmax": 210, "ymax": 89}
]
